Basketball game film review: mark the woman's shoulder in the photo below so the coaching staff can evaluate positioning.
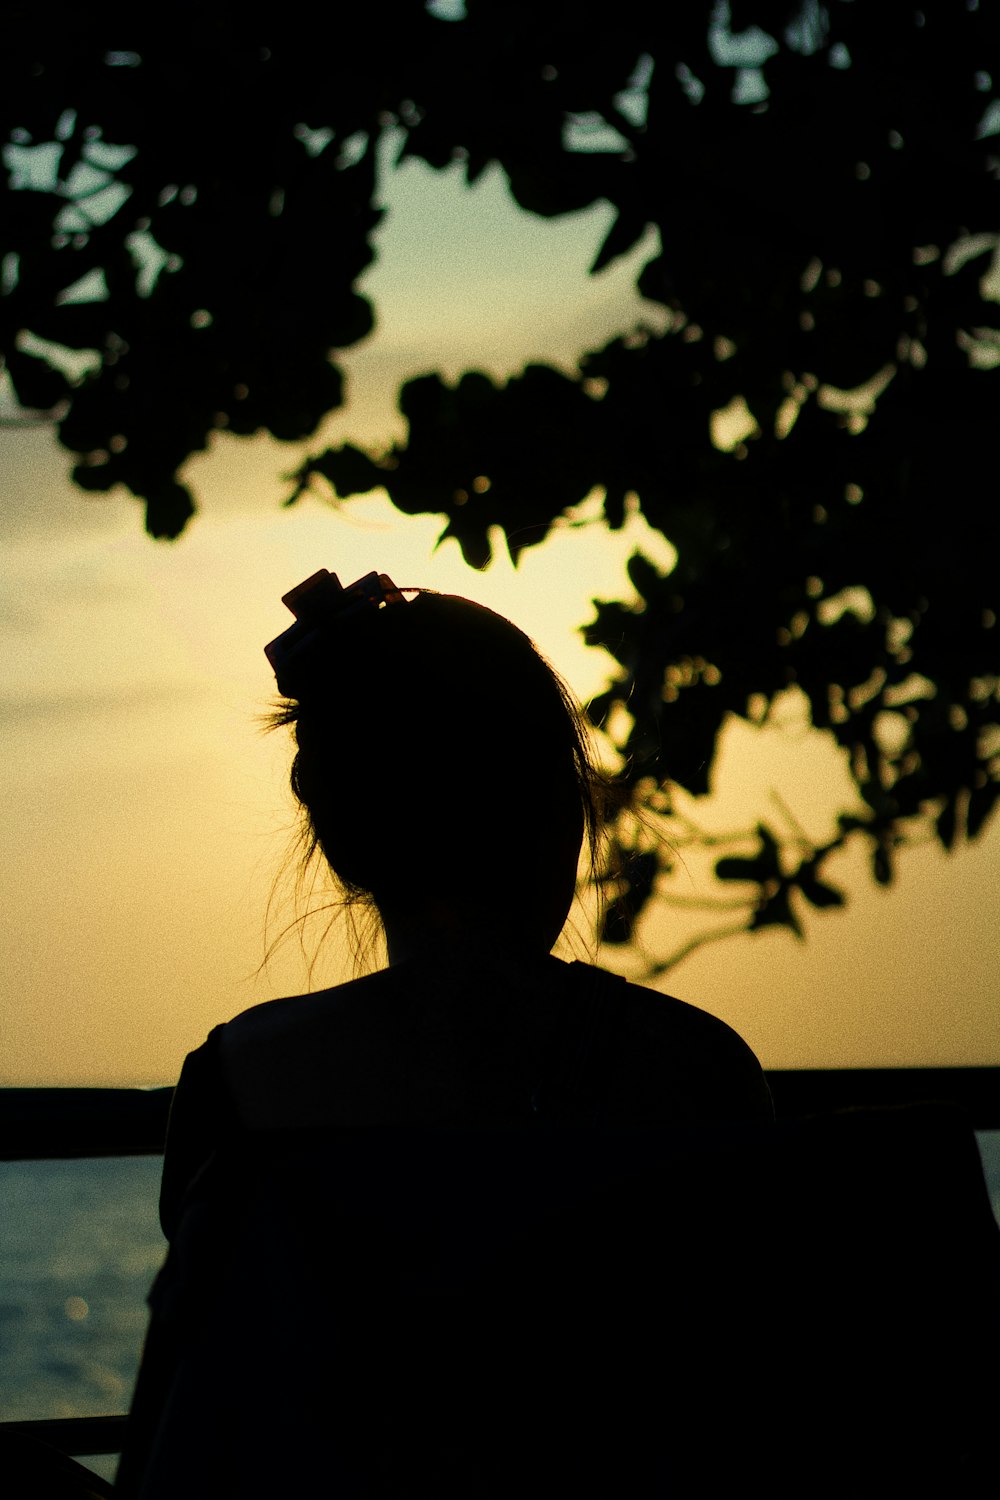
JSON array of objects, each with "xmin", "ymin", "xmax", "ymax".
[
  {"xmin": 221, "ymin": 967, "xmax": 396, "ymax": 1045},
  {"xmin": 573, "ymin": 963, "xmax": 774, "ymax": 1125},
  {"xmin": 199, "ymin": 957, "xmax": 771, "ymax": 1128},
  {"xmin": 614, "ymin": 968, "xmax": 760, "ymax": 1051},
  {"xmin": 221, "ymin": 951, "xmax": 563, "ymax": 1049},
  {"xmin": 215, "ymin": 968, "xmax": 423, "ymax": 1127}
]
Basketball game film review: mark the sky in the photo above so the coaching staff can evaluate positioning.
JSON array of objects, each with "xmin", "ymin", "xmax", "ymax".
[{"xmin": 2, "ymin": 133, "xmax": 998, "ymax": 1086}]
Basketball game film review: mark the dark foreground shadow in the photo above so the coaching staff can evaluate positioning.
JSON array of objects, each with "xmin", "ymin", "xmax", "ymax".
[{"xmin": 118, "ymin": 1104, "xmax": 999, "ymax": 1497}]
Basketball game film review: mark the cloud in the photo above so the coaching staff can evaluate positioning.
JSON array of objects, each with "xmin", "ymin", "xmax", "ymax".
[{"xmin": 0, "ymin": 680, "xmax": 208, "ymax": 726}]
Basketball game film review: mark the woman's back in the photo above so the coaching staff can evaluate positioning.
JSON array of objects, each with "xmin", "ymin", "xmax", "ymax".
[
  {"xmin": 223, "ymin": 956, "xmax": 771, "ymax": 1125},
  {"xmin": 124, "ymin": 960, "xmax": 771, "ymax": 1498},
  {"xmin": 157, "ymin": 955, "xmax": 772, "ymax": 1229},
  {"xmin": 122, "ymin": 999, "xmax": 999, "ymax": 1497}
]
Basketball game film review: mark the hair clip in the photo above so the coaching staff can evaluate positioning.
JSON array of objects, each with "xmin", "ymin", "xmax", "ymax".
[{"xmin": 265, "ymin": 569, "xmax": 409, "ymax": 695}]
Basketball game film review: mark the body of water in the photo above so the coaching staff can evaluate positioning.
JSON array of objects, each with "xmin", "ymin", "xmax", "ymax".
[{"xmin": 0, "ymin": 1158, "xmax": 163, "ymax": 1422}]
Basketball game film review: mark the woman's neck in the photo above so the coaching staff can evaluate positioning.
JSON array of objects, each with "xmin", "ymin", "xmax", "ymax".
[{"xmin": 380, "ymin": 901, "xmax": 553, "ymax": 968}]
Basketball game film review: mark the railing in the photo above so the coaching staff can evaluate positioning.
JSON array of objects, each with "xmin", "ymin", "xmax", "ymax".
[
  {"xmin": 2, "ymin": 1069, "xmax": 998, "ymax": 1458},
  {"xmin": 0, "ymin": 1086, "xmax": 173, "ymax": 1161},
  {"xmin": 3, "ymin": 1070, "xmax": 1000, "ymax": 1160}
]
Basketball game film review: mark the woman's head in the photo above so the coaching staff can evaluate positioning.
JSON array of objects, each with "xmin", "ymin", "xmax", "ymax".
[{"xmin": 267, "ymin": 578, "xmax": 607, "ymax": 958}]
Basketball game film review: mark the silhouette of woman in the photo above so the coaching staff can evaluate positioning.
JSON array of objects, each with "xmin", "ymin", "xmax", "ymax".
[
  {"xmin": 117, "ymin": 569, "xmax": 773, "ymax": 1497},
  {"xmin": 159, "ymin": 570, "xmax": 769, "ymax": 1183}
]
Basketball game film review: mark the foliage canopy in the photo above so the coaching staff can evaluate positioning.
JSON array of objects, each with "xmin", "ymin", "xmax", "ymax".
[{"xmin": 3, "ymin": 1, "xmax": 999, "ymax": 963}]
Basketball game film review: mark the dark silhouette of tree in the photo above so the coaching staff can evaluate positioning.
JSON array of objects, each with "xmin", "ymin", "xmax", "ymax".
[{"xmin": 3, "ymin": 2, "xmax": 998, "ymax": 967}]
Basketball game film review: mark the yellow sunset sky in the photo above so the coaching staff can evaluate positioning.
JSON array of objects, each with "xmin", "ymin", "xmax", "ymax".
[{"xmin": 2, "ymin": 136, "xmax": 998, "ymax": 1086}]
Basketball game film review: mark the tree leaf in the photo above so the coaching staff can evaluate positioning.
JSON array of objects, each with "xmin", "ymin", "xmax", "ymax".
[
  {"xmin": 750, "ymin": 883, "xmax": 803, "ymax": 940},
  {"xmin": 715, "ymin": 856, "xmax": 769, "ymax": 883},
  {"xmin": 590, "ymin": 210, "xmax": 648, "ymax": 275},
  {"xmin": 796, "ymin": 872, "xmax": 846, "ymax": 910}
]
